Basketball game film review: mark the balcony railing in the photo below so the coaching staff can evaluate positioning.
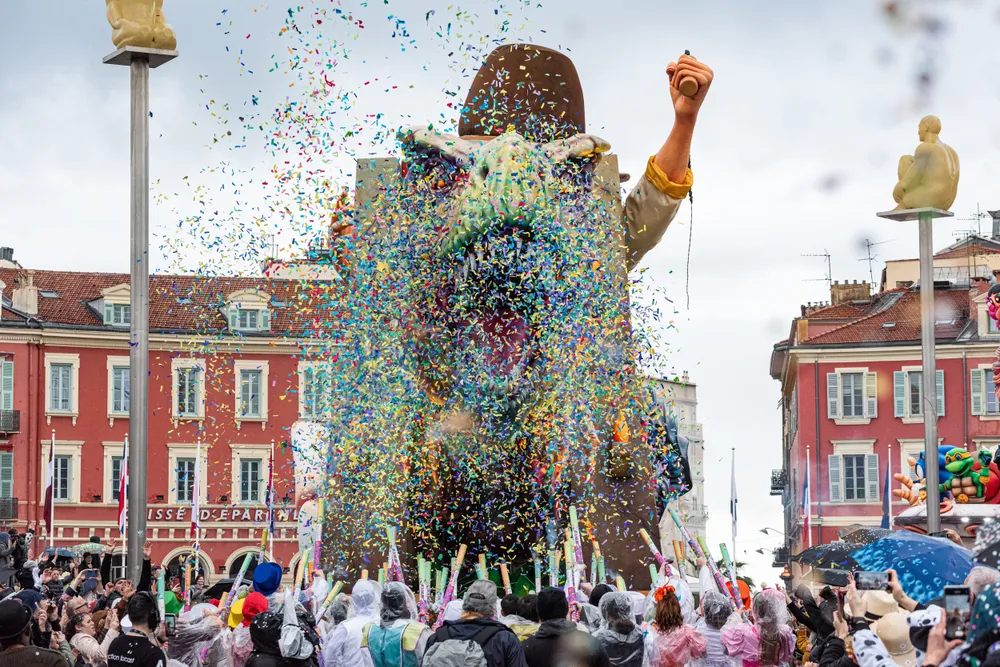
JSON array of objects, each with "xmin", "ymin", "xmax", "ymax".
[
  {"xmin": 770, "ymin": 469, "xmax": 788, "ymax": 496},
  {"xmin": 0, "ymin": 499, "xmax": 18, "ymax": 521},
  {"xmin": 0, "ymin": 410, "xmax": 19, "ymax": 434},
  {"xmin": 771, "ymin": 546, "xmax": 789, "ymax": 568}
]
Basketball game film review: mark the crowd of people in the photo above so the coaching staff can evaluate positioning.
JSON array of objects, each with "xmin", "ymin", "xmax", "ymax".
[{"xmin": 0, "ymin": 536, "xmax": 997, "ymax": 667}]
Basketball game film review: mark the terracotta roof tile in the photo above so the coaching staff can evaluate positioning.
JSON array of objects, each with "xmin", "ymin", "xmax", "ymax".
[
  {"xmin": 800, "ymin": 288, "xmax": 969, "ymax": 345},
  {"xmin": 0, "ymin": 268, "xmax": 339, "ymax": 337}
]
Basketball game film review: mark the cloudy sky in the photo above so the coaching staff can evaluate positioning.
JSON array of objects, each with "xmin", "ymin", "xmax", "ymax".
[{"xmin": 4, "ymin": 0, "xmax": 1000, "ymax": 583}]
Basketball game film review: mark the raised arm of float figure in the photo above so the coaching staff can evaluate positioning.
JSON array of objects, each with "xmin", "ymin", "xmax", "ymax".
[{"xmin": 623, "ymin": 54, "xmax": 714, "ymax": 271}]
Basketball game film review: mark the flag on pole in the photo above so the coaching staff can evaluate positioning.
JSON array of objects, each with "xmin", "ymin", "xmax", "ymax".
[
  {"xmin": 880, "ymin": 462, "xmax": 891, "ymax": 529},
  {"xmin": 801, "ymin": 462, "xmax": 810, "ymax": 547},
  {"xmin": 190, "ymin": 440, "xmax": 201, "ymax": 540},
  {"xmin": 43, "ymin": 430, "xmax": 55, "ymax": 545},
  {"xmin": 266, "ymin": 445, "xmax": 275, "ymax": 541},
  {"xmin": 118, "ymin": 437, "xmax": 129, "ymax": 534},
  {"xmin": 729, "ymin": 451, "xmax": 738, "ymax": 541}
]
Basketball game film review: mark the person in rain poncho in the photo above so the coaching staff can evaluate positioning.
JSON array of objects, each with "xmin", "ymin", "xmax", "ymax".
[
  {"xmin": 322, "ymin": 580, "xmax": 381, "ymax": 667},
  {"xmin": 233, "ymin": 593, "xmax": 270, "ymax": 667},
  {"xmin": 246, "ymin": 610, "xmax": 317, "ymax": 667},
  {"xmin": 594, "ymin": 592, "xmax": 644, "ymax": 667},
  {"xmin": 166, "ymin": 605, "xmax": 230, "ymax": 667},
  {"xmin": 309, "ymin": 571, "xmax": 330, "ymax": 619},
  {"xmin": 645, "ymin": 584, "xmax": 706, "ymax": 667},
  {"xmin": 359, "ymin": 582, "xmax": 430, "ymax": 667},
  {"xmin": 721, "ymin": 589, "xmax": 795, "ymax": 667},
  {"xmin": 694, "ymin": 591, "xmax": 737, "ymax": 667},
  {"xmin": 318, "ymin": 593, "xmax": 352, "ymax": 639},
  {"xmin": 579, "ymin": 584, "xmax": 615, "ymax": 635}
]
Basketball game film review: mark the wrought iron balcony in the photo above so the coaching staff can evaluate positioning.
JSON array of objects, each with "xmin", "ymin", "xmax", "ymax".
[
  {"xmin": 770, "ymin": 469, "xmax": 788, "ymax": 496},
  {"xmin": 0, "ymin": 499, "xmax": 18, "ymax": 521},
  {"xmin": 0, "ymin": 410, "xmax": 18, "ymax": 434},
  {"xmin": 771, "ymin": 546, "xmax": 789, "ymax": 568}
]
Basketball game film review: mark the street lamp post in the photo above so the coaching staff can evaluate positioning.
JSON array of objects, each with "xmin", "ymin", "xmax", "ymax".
[
  {"xmin": 877, "ymin": 207, "xmax": 953, "ymax": 535},
  {"xmin": 103, "ymin": 45, "xmax": 177, "ymax": 584}
]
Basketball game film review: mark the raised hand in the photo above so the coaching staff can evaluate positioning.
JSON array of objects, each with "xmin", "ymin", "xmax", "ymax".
[{"xmin": 666, "ymin": 54, "xmax": 714, "ymax": 121}]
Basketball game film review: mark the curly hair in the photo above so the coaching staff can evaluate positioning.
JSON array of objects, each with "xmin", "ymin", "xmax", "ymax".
[
  {"xmin": 654, "ymin": 591, "xmax": 683, "ymax": 632},
  {"xmin": 65, "ymin": 613, "xmax": 90, "ymax": 642}
]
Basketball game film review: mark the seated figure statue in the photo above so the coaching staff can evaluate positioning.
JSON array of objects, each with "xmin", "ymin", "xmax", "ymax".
[
  {"xmin": 106, "ymin": 0, "xmax": 177, "ymax": 51},
  {"xmin": 892, "ymin": 115, "xmax": 960, "ymax": 211}
]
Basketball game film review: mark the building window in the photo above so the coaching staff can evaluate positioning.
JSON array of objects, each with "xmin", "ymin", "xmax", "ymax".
[
  {"xmin": 229, "ymin": 308, "xmax": 271, "ymax": 333},
  {"xmin": 111, "ymin": 457, "xmax": 122, "ymax": 502},
  {"xmin": 239, "ymin": 309, "xmax": 259, "ymax": 330},
  {"xmin": 49, "ymin": 364, "xmax": 72, "ymax": 412},
  {"xmin": 971, "ymin": 368, "xmax": 1000, "ymax": 417},
  {"xmin": 0, "ymin": 453, "xmax": 13, "ymax": 499},
  {"xmin": 826, "ymin": 370, "xmax": 877, "ymax": 421},
  {"xmin": 299, "ymin": 364, "xmax": 333, "ymax": 419},
  {"xmin": 53, "ymin": 455, "xmax": 71, "ymax": 502},
  {"xmin": 240, "ymin": 459, "xmax": 262, "ymax": 503},
  {"xmin": 105, "ymin": 303, "xmax": 131, "ymax": 326},
  {"xmin": 177, "ymin": 368, "xmax": 200, "ymax": 417},
  {"xmin": 176, "ymin": 458, "xmax": 196, "ymax": 503},
  {"xmin": 111, "ymin": 366, "xmax": 130, "ymax": 414},
  {"xmin": 828, "ymin": 443, "xmax": 878, "ymax": 503},
  {"xmin": 239, "ymin": 370, "xmax": 262, "ymax": 417},
  {"xmin": 894, "ymin": 369, "xmax": 944, "ymax": 419}
]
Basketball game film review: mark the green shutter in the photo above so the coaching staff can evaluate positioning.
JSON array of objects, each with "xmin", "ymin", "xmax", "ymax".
[
  {"xmin": 894, "ymin": 371, "xmax": 907, "ymax": 418},
  {"xmin": 936, "ymin": 370, "xmax": 945, "ymax": 416},
  {"xmin": 104, "ymin": 303, "xmax": 112, "ymax": 325},
  {"xmin": 827, "ymin": 373, "xmax": 839, "ymax": 419},
  {"xmin": 0, "ymin": 453, "xmax": 13, "ymax": 499},
  {"xmin": 260, "ymin": 309, "xmax": 270, "ymax": 331},
  {"xmin": 972, "ymin": 369, "xmax": 985, "ymax": 416},
  {"xmin": 228, "ymin": 309, "xmax": 238, "ymax": 331},
  {"xmin": 0, "ymin": 361, "xmax": 12, "ymax": 411}
]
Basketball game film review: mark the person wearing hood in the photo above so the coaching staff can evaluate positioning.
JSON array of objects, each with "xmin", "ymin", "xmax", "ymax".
[
  {"xmin": 424, "ymin": 580, "xmax": 527, "ymax": 667},
  {"xmin": 234, "ymin": 593, "xmax": 270, "ymax": 667},
  {"xmin": 359, "ymin": 582, "xmax": 429, "ymax": 667},
  {"xmin": 247, "ymin": 610, "xmax": 317, "ymax": 667},
  {"xmin": 694, "ymin": 591, "xmax": 737, "ymax": 667},
  {"xmin": 721, "ymin": 589, "xmax": 795, "ymax": 667},
  {"xmin": 593, "ymin": 591, "xmax": 644, "ymax": 667},
  {"xmin": 318, "ymin": 594, "xmax": 351, "ymax": 639},
  {"xmin": 645, "ymin": 583, "xmax": 705, "ymax": 667},
  {"xmin": 522, "ymin": 587, "xmax": 610, "ymax": 667},
  {"xmin": 309, "ymin": 571, "xmax": 330, "ymax": 619},
  {"xmin": 322, "ymin": 579, "xmax": 381, "ymax": 667},
  {"xmin": 579, "ymin": 584, "xmax": 615, "ymax": 635},
  {"xmin": 165, "ymin": 607, "xmax": 228, "ymax": 667}
]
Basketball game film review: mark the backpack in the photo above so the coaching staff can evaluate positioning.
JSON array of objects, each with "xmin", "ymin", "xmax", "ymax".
[{"xmin": 422, "ymin": 624, "xmax": 505, "ymax": 667}]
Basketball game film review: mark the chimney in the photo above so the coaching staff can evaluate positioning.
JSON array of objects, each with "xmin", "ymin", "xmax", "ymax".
[
  {"xmin": 0, "ymin": 247, "xmax": 16, "ymax": 269},
  {"xmin": 989, "ymin": 211, "xmax": 1000, "ymax": 240},
  {"xmin": 12, "ymin": 270, "xmax": 38, "ymax": 315},
  {"xmin": 830, "ymin": 279, "xmax": 871, "ymax": 305}
]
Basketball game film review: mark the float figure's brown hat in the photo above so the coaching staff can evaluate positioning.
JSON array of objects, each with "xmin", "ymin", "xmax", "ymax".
[{"xmin": 459, "ymin": 44, "xmax": 585, "ymax": 143}]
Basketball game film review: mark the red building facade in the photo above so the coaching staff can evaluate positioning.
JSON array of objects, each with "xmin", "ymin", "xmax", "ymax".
[
  {"xmin": 0, "ymin": 263, "xmax": 335, "ymax": 583},
  {"xmin": 770, "ymin": 278, "xmax": 1000, "ymax": 568}
]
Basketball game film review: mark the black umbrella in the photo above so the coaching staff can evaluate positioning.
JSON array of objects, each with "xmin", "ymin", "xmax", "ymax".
[
  {"xmin": 203, "ymin": 578, "xmax": 236, "ymax": 599},
  {"xmin": 804, "ymin": 567, "xmax": 851, "ymax": 587},
  {"xmin": 839, "ymin": 524, "xmax": 894, "ymax": 546},
  {"xmin": 973, "ymin": 519, "xmax": 1000, "ymax": 568},
  {"xmin": 791, "ymin": 542, "xmax": 859, "ymax": 570}
]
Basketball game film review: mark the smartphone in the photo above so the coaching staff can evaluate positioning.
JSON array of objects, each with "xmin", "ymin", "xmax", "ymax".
[
  {"xmin": 836, "ymin": 589, "xmax": 847, "ymax": 620},
  {"xmin": 84, "ymin": 570, "xmax": 98, "ymax": 579},
  {"xmin": 854, "ymin": 571, "xmax": 890, "ymax": 591},
  {"xmin": 944, "ymin": 585, "xmax": 971, "ymax": 641},
  {"xmin": 163, "ymin": 613, "xmax": 176, "ymax": 637}
]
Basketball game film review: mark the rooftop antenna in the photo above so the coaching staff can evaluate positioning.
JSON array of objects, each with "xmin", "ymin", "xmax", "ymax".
[
  {"xmin": 802, "ymin": 249, "xmax": 833, "ymax": 291},
  {"xmin": 858, "ymin": 238, "xmax": 892, "ymax": 290},
  {"xmin": 958, "ymin": 203, "xmax": 990, "ymax": 237}
]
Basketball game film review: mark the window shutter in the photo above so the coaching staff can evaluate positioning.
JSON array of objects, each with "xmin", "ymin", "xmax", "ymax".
[
  {"xmin": 0, "ymin": 453, "xmax": 13, "ymax": 499},
  {"xmin": 0, "ymin": 361, "xmax": 12, "ymax": 411},
  {"xmin": 104, "ymin": 303, "xmax": 112, "ymax": 325},
  {"xmin": 228, "ymin": 309, "xmax": 238, "ymax": 331},
  {"xmin": 972, "ymin": 369, "xmax": 985, "ymax": 416},
  {"xmin": 260, "ymin": 309, "xmax": 271, "ymax": 331},
  {"xmin": 936, "ymin": 370, "xmax": 945, "ymax": 416},
  {"xmin": 866, "ymin": 453, "xmax": 879, "ymax": 502},
  {"xmin": 828, "ymin": 454, "xmax": 843, "ymax": 503},
  {"xmin": 865, "ymin": 372, "xmax": 878, "ymax": 418},
  {"xmin": 894, "ymin": 371, "xmax": 907, "ymax": 418},
  {"xmin": 827, "ymin": 373, "xmax": 839, "ymax": 419}
]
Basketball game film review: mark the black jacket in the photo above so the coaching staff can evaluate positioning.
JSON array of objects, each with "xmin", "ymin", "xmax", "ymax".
[
  {"xmin": 522, "ymin": 619, "xmax": 611, "ymax": 667},
  {"xmin": 788, "ymin": 600, "xmax": 835, "ymax": 639},
  {"xmin": 426, "ymin": 618, "xmax": 527, "ymax": 667},
  {"xmin": 812, "ymin": 635, "xmax": 859, "ymax": 667}
]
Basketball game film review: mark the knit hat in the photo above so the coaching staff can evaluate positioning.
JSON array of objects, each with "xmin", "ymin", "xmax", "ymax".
[
  {"xmin": 253, "ymin": 563, "xmax": 283, "ymax": 597},
  {"xmin": 0, "ymin": 599, "xmax": 30, "ymax": 639}
]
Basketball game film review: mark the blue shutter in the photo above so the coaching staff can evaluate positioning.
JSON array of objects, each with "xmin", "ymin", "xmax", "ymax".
[
  {"xmin": 894, "ymin": 371, "xmax": 907, "ymax": 418},
  {"xmin": 936, "ymin": 370, "xmax": 945, "ymax": 416},
  {"xmin": 827, "ymin": 373, "xmax": 839, "ymax": 419},
  {"xmin": 972, "ymin": 369, "xmax": 985, "ymax": 416}
]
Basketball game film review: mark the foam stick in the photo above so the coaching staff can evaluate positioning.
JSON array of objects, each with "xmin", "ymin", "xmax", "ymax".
[
  {"xmin": 222, "ymin": 550, "xmax": 254, "ymax": 613},
  {"xmin": 377, "ymin": 567, "xmax": 386, "ymax": 586},
  {"xmin": 435, "ymin": 567, "xmax": 448, "ymax": 607},
  {"xmin": 669, "ymin": 508, "xmax": 738, "ymax": 610},
  {"xmin": 386, "ymin": 526, "xmax": 404, "ymax": 582},
  {"xmin": 673, "ymin": 541, "xmax": 687, "ymax": 578},
  {"xmin": 294, "ymin": 549, "xmax": 308, "ymax": 592},
  {"xmin": 258, "ymin": 528, "xmax": 269, "ymax": 559},
  {"xmin": 478, "ymin": 554, "xmax": 488, "ymax": 581},
  {"xmin": 474, "ymin": 563, "xmax": 484, "ymax": 580},
  {"xmin": 649, "ymin": 564, "xmax": 660, "ymax": 587},
  {"xmin": 500, "ymin": 563, "xmax": 512, "ymax": 595},
  {"xmin": 615, "ymin": 575, "xmax": 626, "ymax": 592},
  {"xmin": 315, "ymin": 580, "xmax": 344, "ymax": 622},
  {"xmin": 639, "ymin": 528, "xmax": 667, "ymax": 569},
  {"xmin": 548, "ymin": 548, "xmax": 560, "ymax": 587},
  {"xmin": 569, "ymin": 506, "xmax": 586, "ymax": 573},
  {"xmin": 590, "ymin": 552, "xmax": 598, "ymax": 584},
  {"xmin": 533, "ymin": 553, "xmax": 542, "ymax": 593},
  {"xmin": 598, "ymin": 556, "xmax": 606, "ymax": 584},
  {"xmin": 564, "ymin": 539, "xmax": 580, "ymax": 622},
  {"xmin": 157, "ymin": 569, "xmax": 166, "ymax": 621},
  {"xmin": 433, "ymin": 544, "xmax": 467, "ymax": 630},
  {"xmin": 312, "ymin": 498, "xmax": 325, "ymax": 567},
  {"xmin": 720, "ymin": 543, "xmax": 739, "ymax": 599},
  {"xmin": 418, "ymin": 557, "xmax": 430, "ymax": 623},
  {"xmin": 183, "ymin": 558, "xmax": 192, "ymax": 611},
  {"xmin": 360, "ymin": 569, "xmax": 369, "ymax": 581},
  {"xmin": 698, "ymin": 537, "xmax": 740, "ymax": 610}
]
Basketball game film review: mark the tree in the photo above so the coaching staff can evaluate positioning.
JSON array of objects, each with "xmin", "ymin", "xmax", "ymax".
[{"xmin": 715, "ymin": 558, "xmax": 756, "ymax": 591}]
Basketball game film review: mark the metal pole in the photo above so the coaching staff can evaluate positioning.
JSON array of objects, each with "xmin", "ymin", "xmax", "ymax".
[
  {"xmin": 918, "ymin": 211, "xmax": 941, "ymax": 534},
  {"xmin": 127, "ymin": 56, "xmax": 150, "ymax": 584}
]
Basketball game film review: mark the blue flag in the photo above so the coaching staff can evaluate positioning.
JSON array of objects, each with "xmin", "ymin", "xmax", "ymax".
[{"xmin": 881, "ymin": 462, "xmax": 891, "ymax": 529}]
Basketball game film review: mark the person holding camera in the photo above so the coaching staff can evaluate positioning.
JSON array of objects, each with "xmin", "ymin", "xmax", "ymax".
[{"xmin": 106, "ymin": 592, "xmax": 166, "ymax": 667}]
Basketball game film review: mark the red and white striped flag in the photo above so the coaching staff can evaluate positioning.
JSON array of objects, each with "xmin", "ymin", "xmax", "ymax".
[
  {"xmin": 43, "ymin": 431, "xmax": 55, "ymax": 541},
  {"xmin": 118, "ymin": 437, "xmax": 129, "ymax": 535}
]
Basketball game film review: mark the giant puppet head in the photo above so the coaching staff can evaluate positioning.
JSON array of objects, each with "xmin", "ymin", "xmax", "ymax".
[{"xmin": 322, "ymin": 44, "xmax": 666, "ymax": 567}]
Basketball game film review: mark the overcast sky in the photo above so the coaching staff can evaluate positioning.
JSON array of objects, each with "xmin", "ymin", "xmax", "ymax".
[{"xmin": 4, "ymin": 0, "xmax": 1000, "ymax": 584}]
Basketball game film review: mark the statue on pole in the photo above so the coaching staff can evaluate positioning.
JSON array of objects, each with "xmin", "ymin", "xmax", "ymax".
[
  {"xmin": 106, "ymin": 0, "xmax": 177, "ymax": 51},
  {"xmin": 892, "ymin": 115, "xmax": 960, "ymax": 211}
]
